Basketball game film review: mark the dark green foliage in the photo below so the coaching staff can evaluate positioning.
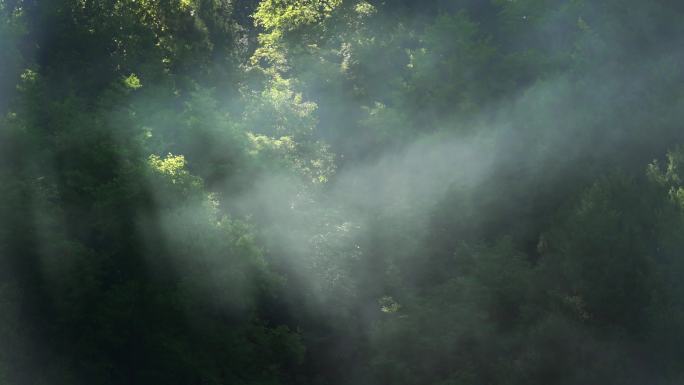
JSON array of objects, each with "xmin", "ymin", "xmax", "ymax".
[{"xmin": 2, "ymin": 0, "xmax": 684, "ymax": 384}]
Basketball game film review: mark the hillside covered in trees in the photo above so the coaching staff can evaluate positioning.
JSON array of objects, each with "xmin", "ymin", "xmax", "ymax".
[{"xmin": 2, "ymin": 0, "xmax": 684, "ymax": 384}]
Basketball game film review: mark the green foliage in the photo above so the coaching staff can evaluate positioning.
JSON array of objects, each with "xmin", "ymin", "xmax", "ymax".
[
  {"xmin": 3, "ymin": 0, "xmax": 684, "ymax": 384},
  {"xmin": 254, "ymin": 0, "xmax": 341, "ymax": 31},
  {"xmin": 123, "ymin": 73, "xmax": 143, "ymax": 90},
  {"xmin": 252, "ymin": 0, "xmax": 342, "ymax": 69},
  {"xmin": 0, "ymin": 1, "xmax": 26, "ymax": 102},
  {"xmin": 148, "ymin": 153, "xmax": 204, "ymax": 201},
  {"xmin": 405, "ymin": 12, "xmax": 497, "ymax": 120}
]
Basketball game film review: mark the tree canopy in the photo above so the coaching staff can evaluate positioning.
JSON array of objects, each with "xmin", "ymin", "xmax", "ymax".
[{"xmin": 2, "ymin": 0, "xmax": 684, "ymax": 384}]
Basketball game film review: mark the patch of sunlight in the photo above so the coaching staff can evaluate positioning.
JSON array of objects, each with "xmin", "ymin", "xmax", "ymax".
[{"xmin": 123, "ymin": 73, "xmax": 142, "ymax": 89}]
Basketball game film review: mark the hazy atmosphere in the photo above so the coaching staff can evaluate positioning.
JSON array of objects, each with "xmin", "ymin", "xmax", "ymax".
[{"xmin": 2, "ymin": 0, "xmax": 684, "ymax": 384}]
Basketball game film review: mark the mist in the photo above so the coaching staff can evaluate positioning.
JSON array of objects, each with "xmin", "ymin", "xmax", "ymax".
[{"xmin": 2, "ymin": 0, "xmax": 684, "ymax": 384}]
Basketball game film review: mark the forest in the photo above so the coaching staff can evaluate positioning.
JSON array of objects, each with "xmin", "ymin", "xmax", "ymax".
[{"xmin": 1, "ymin": 0, "xmax": 684, "ymax": 384}]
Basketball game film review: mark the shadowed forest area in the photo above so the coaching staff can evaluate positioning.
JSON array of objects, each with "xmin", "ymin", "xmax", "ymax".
[{"xmin": 2, "ymin": 0, "xmax": 684, "ymax": 384}]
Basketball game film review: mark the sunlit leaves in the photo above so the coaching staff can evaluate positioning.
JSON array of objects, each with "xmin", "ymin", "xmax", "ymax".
[
  {"xmin": 252, "ymin": 0, "xmax": 342, "ymax": 70},
  {"xmin": 354, "ymin": 1, "xmax": 376, "ymax": 17},
  {"xmin": 123, "ymin": 73, "xmax": 143, "ymax": 89},
  {"xmin": 253, "ymin": 0, "xmax": 342, "ymax": 31},
  {"xmin": 148, "ymin": 153, "xmax": 203, "ymax": 201}
]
